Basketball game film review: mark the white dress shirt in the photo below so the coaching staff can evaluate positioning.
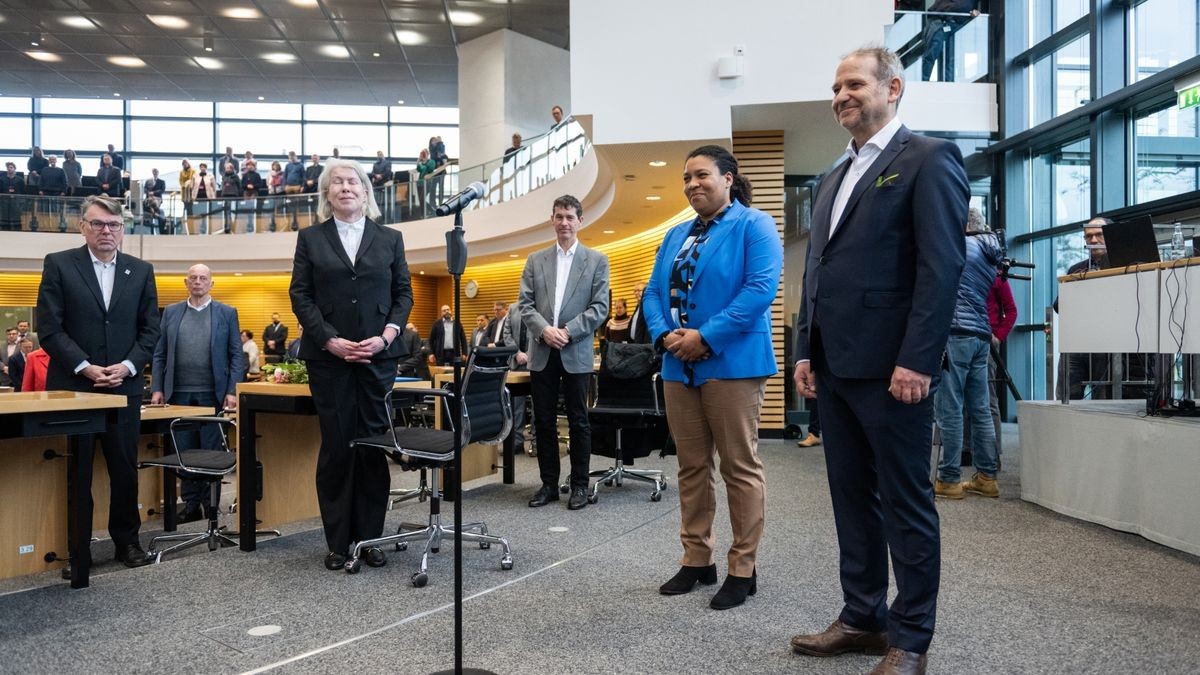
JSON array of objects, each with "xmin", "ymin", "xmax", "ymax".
[
  {"xmin": 75, "ymin": 249, "xmax": 137, "ymax": 378},
  {"xmin": 828, "ymin": 116, "xmax": 903, "ymax": 237},
  {"xmin": 334, "ymin": 215, "xmax": 366, "ymax": 264},
  {"xmin": 552, "ymin": 240, "xmax": 579, "ymax": 328}
]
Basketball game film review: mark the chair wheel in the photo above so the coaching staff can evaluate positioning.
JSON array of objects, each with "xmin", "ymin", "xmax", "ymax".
[
  {"xmin": 395, "ymin": 542, "xmax": 407, "ymax": 552},
  {"xmin": 559, "ymin": 485, "xmax": 569, "ymax": 494},
  {"xmin": 345, "ymin": 558, "xmax": 362, "ymax": 574},
  {"xmin": 603, "ymin": 479, "xmax": 613, "ymax": 486},
  {"xmin": 500, "ymin": 556, "xmax": 513, "ymax": 571},
  {"xmin": 411, "ymin": 572, "xmax": 428, "ymax": 587},
  {"xmin": 651, "ymin": 492, "xmax": 662, "ymax": 502},
  {"xmin": 479, "ymin": 542, "xmax": 490, "ymax": 550},
  {"xmin": 587, "ymin": 494, "xmax": 597, "ymax": 504}
]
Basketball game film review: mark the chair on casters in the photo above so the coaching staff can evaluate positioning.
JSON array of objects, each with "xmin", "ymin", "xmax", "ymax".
[
  {"xmin": 345, "ymin": 346, "xmax": 517, "ymax": 585},
  {"xmin": 561, "ymin": 342, "xmax": 668, "ymax": 503},
  {"xmin": 385, "ymin": 390, "xmax": 434, "ymax": 510},
  {"xmin": 139, "ymin": 416, "xmax": 280, "ymax": 563}
]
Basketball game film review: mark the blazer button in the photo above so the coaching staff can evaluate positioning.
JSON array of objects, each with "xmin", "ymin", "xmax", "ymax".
[
  {"xmin": 689, "ymin": 303, "xmax": 696, "ymax": 309},
  {"xmin": 351, "ymin": 298, "xmax": 357, "ymax": 304},
  {"xmin": 351, "ymin": 275, "xmax": 357, "ymax": 281}
]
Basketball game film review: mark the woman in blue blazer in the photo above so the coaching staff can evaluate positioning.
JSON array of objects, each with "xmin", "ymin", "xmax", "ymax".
[{"xmin": 645, "ymin": 145, "xmax": 782, "ymax": 609}]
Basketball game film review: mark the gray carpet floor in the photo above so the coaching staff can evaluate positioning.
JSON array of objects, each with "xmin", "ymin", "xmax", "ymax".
[{"xmin": 1, "ymin": 424, "xmax": 1197, "ymax": 674}]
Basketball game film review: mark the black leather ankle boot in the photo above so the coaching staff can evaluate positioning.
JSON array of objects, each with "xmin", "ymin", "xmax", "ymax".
[
  {"xmin": 709, "ymin": 568, "xmax": 757, "ymax": 609},
  {"xmin": 659, "ymin": 564, "xmax": 719, "ymax": 595}
]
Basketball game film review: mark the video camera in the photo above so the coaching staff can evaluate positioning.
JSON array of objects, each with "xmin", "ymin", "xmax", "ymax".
[{"xmin": 981, "ymin": 228, "xmax": 1035, "ymax": 281}]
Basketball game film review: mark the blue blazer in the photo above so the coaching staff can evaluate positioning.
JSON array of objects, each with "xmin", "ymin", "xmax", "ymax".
[
  {"xmin": 794, "ymin": 125, "xmax": 967, "ymax": 379},
  {"xmin": 152, "ymin": 299, "xmax": 246, "ymax": 402},
  {"xmin": 644, "ymin": 199, "xmax": 782, "ymax": 386}
]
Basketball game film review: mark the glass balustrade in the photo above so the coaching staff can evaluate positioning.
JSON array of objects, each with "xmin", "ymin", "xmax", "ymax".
[
  {"xmin": 887, "ymin": 10, "xmax": 990, "ymax": 84},
  {"xmin": 0, "ymin": 118, "xmax": 591, "ymax": 236}
]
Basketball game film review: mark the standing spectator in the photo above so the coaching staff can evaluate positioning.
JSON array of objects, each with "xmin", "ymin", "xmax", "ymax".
[
  {"xmin": 790, "ymin": 47, "xmax": 967, "ymax": 673},
  {"xmin": 242, "ymin": 150, "xmax": 255, "ymax": 170},
  {"xmin": 263, "ymin": 312, "xmax": 288, "ymax": 356},
  {"xmin": 219, "ymin": 162, "xmax": 240, "ymax": 198},
  {"xmin": 179, "ymin": 159, "xmax": 196, "ymax": 214},
  {"xmin": 104, "ymin": 143, "xmax": 124, "ymax": 171},
  {"xmin": 40, "ymin": 156, "xmax": 67, "ymax": 196},
  {"xmin": 471, "ymin": 314, "xmax": 490, "ymax": 348},
  {"xmin": 415, "ymin": 148, "xmax": 437, "ymax": 212},
  {"xmin": 289, "ymin": 157, "xmax": 413, "ymax": 571},
  {"xmin": 396, "ymin": 323, "xmax": 425, "ymax": 378},
  {"xmin": 0, "ymin": 327, "xmax": 18, "ymax": 387},
  {"xmin": 96, "ymin": 154, "xmax": 123, "ymax": 197},
  {"xmin": 921, "ymin": 0, "xmax": 981, "ymax": 82},
  {"xmin": 428, "ymin": 135, "xmax": 448, "ymax": 204},
  {"xmin": 934, "ymin": 208, "xmax": 1003, "ymax": 500},
  {"xmin": 150, "ymin": 263, "xmax": 246, "ymax": 522},
  {"xmin": 268, "ymin": 161, "xmax": 284, "ymax": 195},
  {"xmin": 27, "ymin": 146, "xmax": 48, "ymax": 182},
  {"xmin": 144, "ymin": 168, "xmax": 165, "ymax": 199},
  {"xmin": 190, "ymin": 163, "xmax": 216, "ymax": 202},
  {"xmin": 428, "ymin": 304, "xmax": 466, "ymax": 365},
  {"xmin": 519, "ymin": 194, "xmax": 610, "ymax": 511},
  {"xmin": 0, "ymin": 162, "xmax": 26, "ymax": 231},
  {"xmin": 62, "ymin": 149, "xmax": 83, "ymax": 196},
  {"xmin": 504, "ymin": 133, "xmax": 522, "ymax": 160},
  {"xmin": 241, "ymin": 330, "xmax": 260, "ymax": 377},
  {"xmin": 16, "ymin": 320, "xmax": 37, "ymax": 348},
  {"xmin": 551, "ymin": 105, "xmax": 564, "ymax": 126},
  {"xmin": 485, "ymin": 300, "xmax": 508, "ymax": 347},
  {"xmin": 37, "ymin": 194, "xmax": 161, "ymax": 570},
  {"xmin": 646, "ymin": 145, "xmax": 781, "ymax": 609},
  {"xmin": 371, "ymin": 150, "xmax": 390, "ymax": 189},
  {"xmin": 303, "ymin": 153, "xmax": 323, "ymax": 193},
  {"xmin": 217, "ymin": 146, "xmax": 239, "ymax": 175},
  {"xmin": 143, "ymin": 168, "xmax": 165, "ymax": 230},
  {"xmin": 8, "ymin": 337, "xmax": 34, "ymax": 392},
  {"xmin": 241, "ymin": 160, "xmax": 262, "ymax": 198},
  {"xmin": 601, "ymin": 298, "xmax": 632, "ymax": 343},
  {"xmin": 986, "ymin": 271, "xmax": 1017, "ymax": 457},
  {"xmin": 283, "ymin": 151, "xmax": 304, "ymax": 194}
]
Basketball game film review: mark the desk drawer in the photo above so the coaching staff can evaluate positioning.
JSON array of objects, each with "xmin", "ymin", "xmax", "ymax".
[{"xmin": 22, "ymin": 411, "xmax": 109, "ymax": 437}]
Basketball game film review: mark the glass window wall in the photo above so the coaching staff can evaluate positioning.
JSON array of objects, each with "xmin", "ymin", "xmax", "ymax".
[
  {"xmin": 130, "ymin": 120, "xmax": 215, "ymax": 154},
  {"xmin": 1131, "ymin": 0, "xmax": 1200, "ymax": 82},
  {"xmin": 304, "ymin": 123, "xmax": 388, "ymax": 158},
  {"xmin": 38, "ymin": 98, "xmax": 123, "ymax": 116},
  {"xmin": 129, "ymin": 100, "xmax": 214, "ymax": 118},
  {"xmin": 39, "ymin": 118, "xmax": 123, "ymax": 153},
  {"xmin": 218, "ymin": 122, "xmax": 302, "ymax": 157},
  {"xmin": 1030, "ymin": 34, "xmax": 1091, "ymax": 126},
  {"xmin": 1135, "ymin": 101, "xmax": 1200, "ymax": 203}
]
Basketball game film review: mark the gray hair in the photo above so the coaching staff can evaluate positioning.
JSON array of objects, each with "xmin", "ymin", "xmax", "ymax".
[
  {"xmin": 316, "ymin": 158, "xmax": 381, "ymax": 222},
  {"xmin": 966, "ymin": 207, "xmax": 987, "ymax": 233},
  {"xmin": 843, "ymin": 45, "xmax": 905, "ymax": 103},
  {"xmin": 81, "ymin": 194, "xmax": 123, "ymax": 217}
]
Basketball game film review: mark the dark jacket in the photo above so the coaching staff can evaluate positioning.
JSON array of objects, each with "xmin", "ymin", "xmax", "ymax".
[
  {"xmin": 39, "ymin": 166, "xmax": 67, "ymax": 193},
  {"xmin": 97, "ymin": 166, "xmax": 123, "ymax": 196},
  {"xmin": 949, "ymin": 232, "xmax": 1003, "ymax": 340},
  {"xmin": 241, "ymin": 170, "xmax": 263, "ymax": 195},
  {"xmin": 0, "ymin": 173, "xmax": 24, "ymax": 196},
  {"xmin": 152, "ymin": 300, "xmax": 246, "ymax": 402},
  {"xmin": 8, "ymin": 351, "xmax": 25, "ymax": 392}
]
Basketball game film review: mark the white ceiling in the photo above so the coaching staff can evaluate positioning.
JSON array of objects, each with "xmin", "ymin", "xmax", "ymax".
[{"xmin": 0, "ymin": 0, "xmax": 569, "ymax": 105}]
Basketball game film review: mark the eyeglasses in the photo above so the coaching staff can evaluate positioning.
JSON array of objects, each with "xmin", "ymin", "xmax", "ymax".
[{"xmin": 82, "ymin": 219, "xmax": 124, "ymax": 231}]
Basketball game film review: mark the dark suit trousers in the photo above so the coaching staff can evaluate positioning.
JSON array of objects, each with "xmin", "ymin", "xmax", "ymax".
[
  {"xmin": 81, "ymin": 394, "xmax": 143, "ymax": 548},
  {"xmin": 306, "ymin": 359, "xmax": 395, "ymax": 554},
  {"xmin": 530, "ymin": 350, "xmax": 591, "ymax": 489},
  {"xmin": 813, "ymin": 342, "xmax": 941, "ymax": 654}
]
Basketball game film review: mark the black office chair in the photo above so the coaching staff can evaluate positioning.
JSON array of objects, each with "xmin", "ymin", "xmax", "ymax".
[
  {"xmin": 345, "ymin": 346, "xmax": 517, "ymax": 585},
  {"xmin": 138, "ymin": 416, "xmax": 279, "ymax": 562},
  {"xmin": 567, "ymin": 342, "xmax": 668, "ymax": 504}
]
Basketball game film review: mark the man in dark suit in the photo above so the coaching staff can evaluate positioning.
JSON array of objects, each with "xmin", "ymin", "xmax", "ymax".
[
  {"xmin": 289, "ymin": 158, "xmax": 413, "ymax": 570},
  {"xmin": 7, "ymin": 338, "xmax": 33, "ymax": 391},
  {"xmin": 520, "ymin": 194, "xmax": 610, "ymax": 510},
  {"xmin": 263, "ymin": 312, "xmax": 288, "ymax": 356},
  {"xmin": 428, "ymin": 304, "xmax": 466, "ymax": 365},
  {"xmin": 485, "ymin": 300, "xmax": 508, "ymax": 347},
  {"xmin": 790, "ymin": 48, "xmax": 967, "ymax": 675},
  {"xmin": 151, "ymin": 263, "xmax": 246, "ymax": 522},
  {"xmin": 96, "ymin": 153, "xmax": 123, "ymax": 198},
  {"xmin": 1, "ymin": 327, "xmax": 18, "ymax": 386},
  {"xmin": 37, "ymin": 194, "xmax": 161, "ymax": 570}
]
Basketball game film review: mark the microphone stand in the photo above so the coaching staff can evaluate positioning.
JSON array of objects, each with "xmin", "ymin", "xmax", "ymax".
[{"xmin": 432, "ymin": 209, "xmax": 497, "ymax": 675}]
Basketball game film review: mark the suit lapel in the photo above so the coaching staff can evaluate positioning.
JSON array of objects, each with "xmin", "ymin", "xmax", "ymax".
[
  {"xmin": 560, "ymin": 246, "xmax": 588, "ymax": 310},
  {"xmin": 108, "ymin": 253, "xmax": 132, "ymax": 313},
  {"xmin": 829, "ymin": 126, "xmax": 911, "ymax": 244},
  {"xmin": 70, "ymin": 246, "xmax": 107, "ymax": 312},
  {"xmin": 355, "ymin": 219, "xmax": 377, "ymax": 266},
  {"xmin": 320, "ymin": 220, "xmax": 355, "ymax": 271},
  {"xmin": 690, "ymin": 206, "xmax": 741, "ymax": 285},
  {"xmin": 814, "ymin": 160, "xmax": 850, "ymax": 252}
]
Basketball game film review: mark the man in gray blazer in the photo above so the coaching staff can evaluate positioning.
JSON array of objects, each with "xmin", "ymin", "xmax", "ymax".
[
  {"xmin": 519, "ymin": 194, "xmax": 609, "ymax": 510},
  {"xmin": 151, "ymin": 263, "xmax": 246, "ymax": 522}
]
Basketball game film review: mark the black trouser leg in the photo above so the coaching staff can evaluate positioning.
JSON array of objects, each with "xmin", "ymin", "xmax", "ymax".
[{"xmin": 100, "ymin": 396, "xmax": 144, "ymax": 547}]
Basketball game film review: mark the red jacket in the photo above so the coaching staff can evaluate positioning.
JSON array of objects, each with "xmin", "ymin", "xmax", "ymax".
[
  {"xmin": 22, "ymin": 349, "xmax": 49, "ymax": 392},
  {"xmin": 987, "ymin": 275, "xmax": 1017, "ymax": 342}
]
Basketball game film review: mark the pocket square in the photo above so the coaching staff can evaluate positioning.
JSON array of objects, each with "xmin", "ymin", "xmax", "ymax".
[{"xmin": 875, "ymin": 173, "xmax": 901, "ymax": 188}]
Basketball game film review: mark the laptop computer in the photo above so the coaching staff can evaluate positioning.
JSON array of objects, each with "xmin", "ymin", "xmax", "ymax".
[{"xmin": 1103, "ymin": 216, "xmax": 1160, "ymax": 268}]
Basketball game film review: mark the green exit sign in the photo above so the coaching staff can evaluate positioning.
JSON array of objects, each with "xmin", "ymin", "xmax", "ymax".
[{"xmin": 1180, "ymin": 85, "xmax": 1200, "ymax": 110}]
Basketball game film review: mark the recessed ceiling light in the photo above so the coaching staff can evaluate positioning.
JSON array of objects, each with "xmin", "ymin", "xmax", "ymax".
[
  {"xmin": 234, "ymin": 272, "xmax": 244, "ymax": 276},
  {"xmin": 288, "ymin": 0, "xmax": 319, "ymax": 6},
  {"xmin": 26, "ymin": 51, "xmax": 62, "ymax": 62},
  {"xmin": 448, "ymin": 10, "xmax": 483, "ymax": 26},
  {"xmin": 148, "ymin": 15, "xmax": 189, "ymax": 30},
  {"xmin": 396, "ymin": 99, "xmax": 404, "ymax": 105},
  {"xmin": 372, "ymin": 51, "xmax": 380, "ymax": 57},
  {"xmin": 394, "ymin": 29, "xmax": 426, "ymax": 46},
  {"xmin": 262, "ymin": 52, "xmax": 296, "ymax": 63},
  {"xmin": 602, "ymin": 230, "xmax": 615, "ymax": 234},
  {"xmin": 194, "ymin": 56, "xmax": 222, "ymax": 70},
  {"xmin": 645, "ymin": 195, "xmax": 661, "ymax": 201},
  {"xmin": 508, "ymin": 254, "xmax": 519, "ymax": 258},
  {"xmin": 257, "ymin": 96, "xmax": 265, "ymax": 101},
  {"xmin": 204, "ymin": 34, "xmax": 214, "ymax": 52},
  {"xmin": 648, "ymin": 160, "xmax": 667, "ymax": 167},
  {"xmin": 113, "ymin": 92, "xmax": 121, "ymax": 97},
  {"xmin": 319, "ymin": 44, "xmax": 349, "ymax": 58},
  {"xmin": 222, "ymin": 8, "xmax": 262, "ymax": 19},
  {"xmin": 108, "ymin": 55, "xmax": 147, "ymax": 68},
  {"xmin": 419, "ymin": 270, "xmax": 425, "ymax": 275},
  {"xmin": 60, "ymin": 16, "xmax": 95, "ymax": 29}
]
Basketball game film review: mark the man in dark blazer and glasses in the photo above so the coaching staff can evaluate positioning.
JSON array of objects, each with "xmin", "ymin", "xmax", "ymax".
[
  {"xmin": 37, "ymin": 195, "xmax": 161, "ymax": 570},
  {"xmin": 790, "ymin": 47, "xmax": 967, "ymax": 675}
]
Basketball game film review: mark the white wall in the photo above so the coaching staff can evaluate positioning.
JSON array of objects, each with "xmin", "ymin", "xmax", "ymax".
[
  {"xmin": 458, "ymin": 29, "xmax": 571, "ymax": 169},
  {"xmin": 570, "ymin": 0, "xmax": 894, "ymax": 145}
]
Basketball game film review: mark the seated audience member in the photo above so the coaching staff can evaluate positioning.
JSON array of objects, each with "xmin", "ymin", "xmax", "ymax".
[
  {"xmin": 286, "ymin": 325, "xmax": 303, "ymax": 360},
  {"xmin": 241, "ymin": 330, "xmax": 261, "ymax": 377}
]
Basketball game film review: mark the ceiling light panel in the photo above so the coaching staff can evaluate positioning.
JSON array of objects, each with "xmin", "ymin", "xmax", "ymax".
[
  {"xmin": 27, "ymin": 51, "xmax": 63, "ymax": 62},
  {"xmin": 148, "ymin": 15, "xmax": 190, "ymax": 30},
  {"xmin": 108, "ymin": 55, "xmax": 147, "ymax": 68},
  {"xmin": 394, "ymin": 29, "xmax": 427, "ymax": 46},
  {"xmin": 319, "ymin": 44, "xmax": 350, "ymax": 58},
  {"xmin": 262, "ymin": 52, "xmax": 297, "ymax": 63},
  {"xmin": 222, "ymin": 7, "xmax": 262, "ymax": 20},
  {"xmin": 448, "ymin": 10, "xmax": 484, "ymax": 26},
  {"xmin": 59, "ymin": 16, "xmax": 96, "ymax": 29}
]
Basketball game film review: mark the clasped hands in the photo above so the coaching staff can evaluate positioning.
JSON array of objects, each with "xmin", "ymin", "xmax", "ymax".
[
  {"xmin": 82, "ymin": 363, "xmax": 132, "ymax": 389},
  {"xmin": 325, "ymin": 336, "xmax": 387, "ymax": 363},
  {"xmin": 663, "ymin": 328, "xmax": 709, "ymax": 364},
  {"xmin": 540, "ymin": 326, "xmax": 570, "ymax": 350}
]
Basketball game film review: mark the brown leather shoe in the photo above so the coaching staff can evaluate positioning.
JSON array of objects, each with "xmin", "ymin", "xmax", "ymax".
[
  {"xmin": 869, "ymin": 647, "xmax": 927, "ymax": 674},
  {"xmin": 790, "ymin": 619, "xmax": 887, "ymax": 657}
]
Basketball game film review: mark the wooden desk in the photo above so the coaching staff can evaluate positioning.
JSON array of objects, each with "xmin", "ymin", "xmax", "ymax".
[
  {"xmin": 0, "ymin": 391, "xmax": 126, "ymax": 588},
  {"xmin": 235, "ymin": 379, "xmax": 431, "ymax": 551}
]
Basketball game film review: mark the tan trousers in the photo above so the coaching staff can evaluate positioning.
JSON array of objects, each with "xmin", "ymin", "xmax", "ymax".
[
  {"xmin": 664, "ymin": 377, "xmax": 767, "ymax": 577},
  {"xmin": 284, "ymin": 185, "xmax": 302, "ymax": 194}
]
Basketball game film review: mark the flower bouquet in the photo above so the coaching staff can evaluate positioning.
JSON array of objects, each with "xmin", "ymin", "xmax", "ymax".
[{"xmin": 262, "ymin": 360, "xmax": 309, "ymax": 384}]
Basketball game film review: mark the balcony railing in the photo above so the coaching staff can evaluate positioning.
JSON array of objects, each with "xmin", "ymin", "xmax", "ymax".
[
  {"xmin": 0, "ymin": 117, "xmax": 592, "ymax": 235},
  {"xmin": 888, "ymin": 10, "xmax": 990, "ymax": 84}
]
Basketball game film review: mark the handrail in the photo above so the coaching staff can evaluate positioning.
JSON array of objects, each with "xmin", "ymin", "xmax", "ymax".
[{"xmin": 887, "ymin": 10, "xmax": 990, "ymax": 83}]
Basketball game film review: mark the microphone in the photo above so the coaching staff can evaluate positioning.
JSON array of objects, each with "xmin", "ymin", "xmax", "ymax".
[{"xmin": 435, "ymin": 181, "xmax": 487, "ymax": 216}]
